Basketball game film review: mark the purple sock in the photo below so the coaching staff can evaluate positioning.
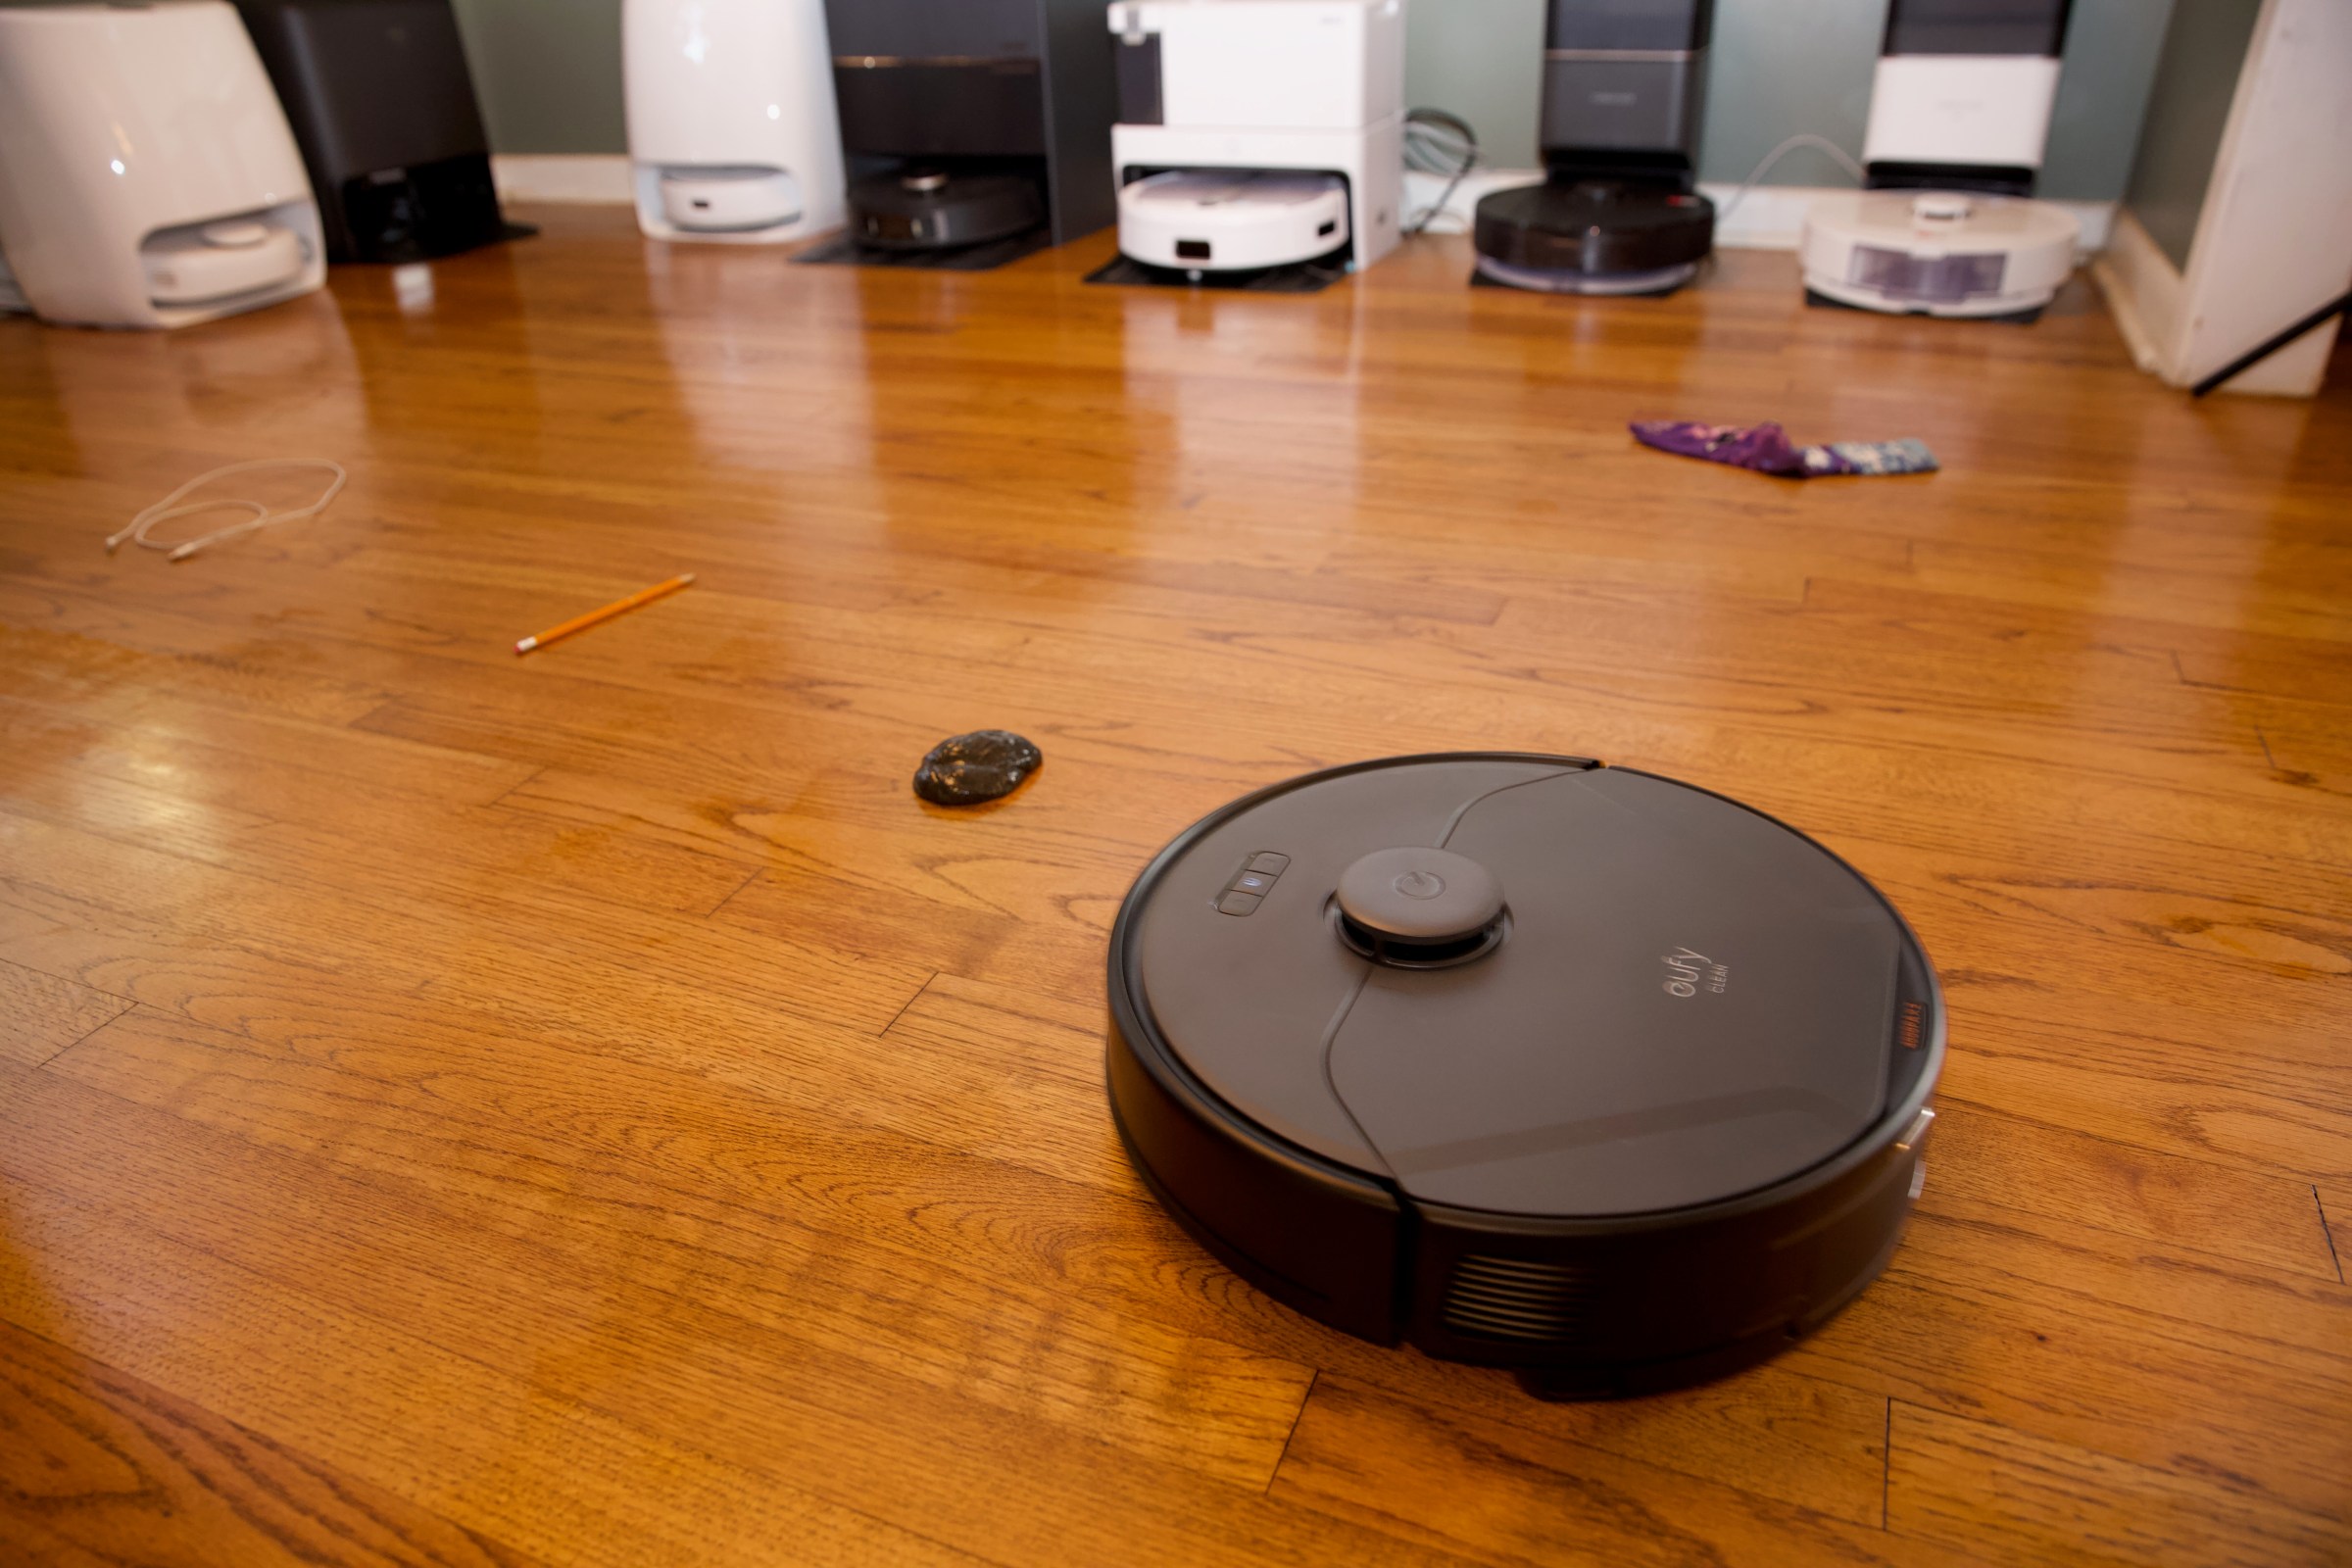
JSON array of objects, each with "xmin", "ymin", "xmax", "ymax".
[{"xmin": 1631, "ymin": 420, "xmax": 1937, "ymax": 477}]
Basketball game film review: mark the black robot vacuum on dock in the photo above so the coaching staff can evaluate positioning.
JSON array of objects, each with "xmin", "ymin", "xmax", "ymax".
[
  {"xmin": 1104, "ymin": 755, "xmax": 1942, "ymax": 1399},
  {"xmin": 1473, "ymin": 0, "xmax": 1720, "ymax": 296},
  {"xmin": 849, "ymin": 169, "xmax": 1047, "ymax": 252}
]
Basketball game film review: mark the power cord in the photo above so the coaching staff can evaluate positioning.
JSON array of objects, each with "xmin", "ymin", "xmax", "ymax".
[
  {"xmin": 106, "ymin": 459, "xmax": 347, "ymax": 562},
  {"xmin": 1713, "ymin": 133, "xmax": 1865, "ymax": 227},
  {"xmin": 1403, "ymin": 108, "xmax": 1480, "ymax": 236}
]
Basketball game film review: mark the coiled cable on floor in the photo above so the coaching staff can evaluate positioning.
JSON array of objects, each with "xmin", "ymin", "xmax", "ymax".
[{"xmin": 105, "ymin": 459, "xmax": 347, "ymax": 563}]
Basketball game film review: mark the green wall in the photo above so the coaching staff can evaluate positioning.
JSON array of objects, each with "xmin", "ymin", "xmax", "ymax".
[
  {"xmin": 0, "ymin": 0, "xmax": 2171, "ymax": 201},
  {"xmin": 2121, "ymin": 0, "xmax": 2261, "ymax": 269},
  {"xmin": 450, "ymin": 0, "xmax": 626, "ymax": 156},
  {"xmin": 2038, "ymin": 0, "xmax": 2180, "ymax": 203}
]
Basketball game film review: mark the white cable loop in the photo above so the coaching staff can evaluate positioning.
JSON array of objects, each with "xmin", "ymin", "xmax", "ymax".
[
  {"xmin": 106, "ymin": 459, "xmax": 347, "ymax": 563},
  {"xmin": 1714, "ymin": 133, "xmax": 1866, "ymax": 227},
  {"xmin": 1403, "ymin": 108, "xmax": 1480, "ymax": 236}
]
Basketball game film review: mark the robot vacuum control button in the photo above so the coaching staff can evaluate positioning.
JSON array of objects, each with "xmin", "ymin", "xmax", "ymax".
[
  {"xmin": 1219, "ymin": 853, "xmax": 1290, "ymax": 910},
  {"xmin": 1336, "ymin": 847, "xmax": 1504, "ymax": 947}
]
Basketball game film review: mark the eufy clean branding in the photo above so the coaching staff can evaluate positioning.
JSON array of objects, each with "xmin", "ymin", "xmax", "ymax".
[{"xmin": 1661, "ymin": 947, "xmax": 1730, "ymax": 998}]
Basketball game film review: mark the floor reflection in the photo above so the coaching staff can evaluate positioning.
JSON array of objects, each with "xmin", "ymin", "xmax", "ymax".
[{"xmin": 24, "ymin": 289, "xmax": 367, "ymax": 477}]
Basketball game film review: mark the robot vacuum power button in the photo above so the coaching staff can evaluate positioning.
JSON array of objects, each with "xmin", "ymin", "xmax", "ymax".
[{"xmin": 1336, "ymin": 847, "xmax": 1505, "ymax": 957}]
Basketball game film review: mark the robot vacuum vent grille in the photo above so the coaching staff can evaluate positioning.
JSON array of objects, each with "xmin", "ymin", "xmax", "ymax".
[
  {"xmin": 1851, "ymin": 244, "xmax": 2006, "ymax": 304},
  {"xmin": 1442, "ymin": 1256, "xmax": 1592, "ymax": 1343}
]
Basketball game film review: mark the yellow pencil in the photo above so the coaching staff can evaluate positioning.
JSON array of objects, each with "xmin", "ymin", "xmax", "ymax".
[{"xmin": 514, "ymin": 572, "xmax": 696, "ymax": 654}]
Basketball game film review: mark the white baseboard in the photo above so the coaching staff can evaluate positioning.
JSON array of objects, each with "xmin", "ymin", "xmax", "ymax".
[
  {"xmin": 1400, "ymin": 168, "xmax": 1544, "ymax": 237},
  {"xmin": 492, "ymin": 154, "xmax": 633, "ymax": 206},
  {"xmin": 1403, "ymin": 168, "xmax": 2113, "ymax": 255},
  {"xmin": 2091, "ymin": 207, "xmax": 2185, "ymax": 381}
]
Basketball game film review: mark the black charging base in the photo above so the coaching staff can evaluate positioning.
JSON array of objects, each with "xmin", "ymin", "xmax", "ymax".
[
  {"xmin": 1804, "ymin": 286, "xmax": 2044, "ymax": 326},
  {"xmin": 1084, "ymin": 250, "xmax": 1348, "ymax": 295},
  {"xmin": 793, "ymin": 229, "xmax": 1054, "ymax": 272},
  {"xmin": 1468, "ymin": 267, "xmax": 1687, "ymax": 299}
]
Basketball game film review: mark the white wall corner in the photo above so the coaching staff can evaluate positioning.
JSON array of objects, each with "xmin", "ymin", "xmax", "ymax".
[
  {"xmin": 492, "ymin": 154, "xmax": 634, "ymax": 206},
  {"xmin": 2169, "ymin": 0, "xmax": 2352, "ymax": 397}
]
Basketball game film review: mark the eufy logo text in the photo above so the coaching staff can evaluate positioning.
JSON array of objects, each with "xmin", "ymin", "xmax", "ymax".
[{"xmin": 1662, "ymin": 948, "xmax": 1730, "ymax": 998}]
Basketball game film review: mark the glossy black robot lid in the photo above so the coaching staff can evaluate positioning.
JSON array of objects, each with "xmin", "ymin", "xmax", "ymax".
[{"xmin": 1125, "ymin": 757, "xmax": 1917, "ymax": 1218}]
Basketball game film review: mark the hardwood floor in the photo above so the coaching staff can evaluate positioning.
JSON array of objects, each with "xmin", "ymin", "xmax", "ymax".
[{"xmin": 1, "ymin": 204, "xmax": 2347, "ymax": 1566}]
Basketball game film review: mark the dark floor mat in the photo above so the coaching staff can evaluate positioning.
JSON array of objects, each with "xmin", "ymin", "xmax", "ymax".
[
  {"xmin": 1804, "ymin": 286, "xmax": 2043, "ymax": 325},
  {"xmin": 792, "ymin": 228, "xmax": 1054, "ymax": 272},
  {"xmin": 1085, "ymin": 250, "xmax": 1348, "ymax": 294},
  {"xmin": 1467, "ymin": 267, "xmax": 1689, "ymax": 299}
]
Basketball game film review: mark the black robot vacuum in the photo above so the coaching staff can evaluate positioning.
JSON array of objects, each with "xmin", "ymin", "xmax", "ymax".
[
  {"xmin": 850, "ymin": 169, "xmax": 1045, "ymax": 252},
  {"xmin": 1473, "ymin": 182, "xmax": 1717, "ymax": 295},
  {"xmin": 1105, "ymin": 754, "xmax": 1942, "ymax": 1398}
]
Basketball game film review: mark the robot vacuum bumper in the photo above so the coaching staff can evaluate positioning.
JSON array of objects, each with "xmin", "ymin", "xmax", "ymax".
[{"xmin": 1473, "ymin": 181, "xmax": 1716, "ymax": 297}]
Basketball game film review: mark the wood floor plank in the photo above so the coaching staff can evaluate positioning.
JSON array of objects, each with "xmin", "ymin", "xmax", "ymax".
[
  {"xmin": 2174, "ymin": 641, "xmax": 2352, "ymax": 711},
  {"xmin": 0, "ymin": 616, "xmax": 392, "ymax": 730},
  {"xmin": 0, "ymin": 804, "xmax": 929, "ymax": 1054},
  {"xmin": 44, "ymin": 996, "xmax": 1892, "ymax": 1526},
  {"xmin": 0, "ymin": 1110, "xmax": 1466, "ymax": 1568},
  {"xmin": 467, "ymin": 700, "xmax": 2352, "ymax": 1018},
  {"xmin": 1920, "ymin": 1100, "xmax": 2340, "ymax": 1281},
  {"xmin": 0, "ymin": 696, "xmax": 761, "ymax": 921},
  {"xmin": 18, "ymin": 514, "xmax": 2350, "ymax": 926},
  {"xmin": 0, "ymin": 1059, "xmax": 1316, "ymax": 1495},
  {"xmin": 0, "ymin": 672, "xmax": 535, "ymax": 808},
  {"xmin": 1927, "ymin": 983, "xmax": 2352, "ymax": 1185},
  {"xmin": 41, "ymin": 493, "xmax": 2352, "ymax": 883},
  {"xmin": 0, "ymin": 1316, "xmax": 544, "ymax": 1568},
  {"xmin": 0, "ymin": 1174, "xmax": 997, "ymax": 1568},
  {"xmin": 54, "ymin": 966, "xmax": 2351, "ymax": 1535},
  {"xmin": 363, "ymin": 581, "xmax": 2340, "ymax": 846},
  {"xmin": 295, "ymin": 574, "xmax": 2352, "ymax": 913},
  {"xmin": 1908, "ymin": 537, "xmax": 2352, "ymax": 645},
  {"xmin": 2251, "ymin": 707, "xmax": 2352, "ymax": 801},
  {"xmin": 1885, "ymin": 1400, "xmax": 2348, "ymax": 1567},
  {"xmin": 1786, "ymin": 1213, "xmax": 2352, "ymax": 1520},
  {"xmin": 1268, "ymin": 1375, "xmax": 1980, "ymax": 1568},
  {"xmin": 2318, "ymin": 1185, "xmax": 2349, "ymax": 1287},
  {"xmin": 0, "ymin": 956, "xmax": 129, "ymax": 1068}
]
